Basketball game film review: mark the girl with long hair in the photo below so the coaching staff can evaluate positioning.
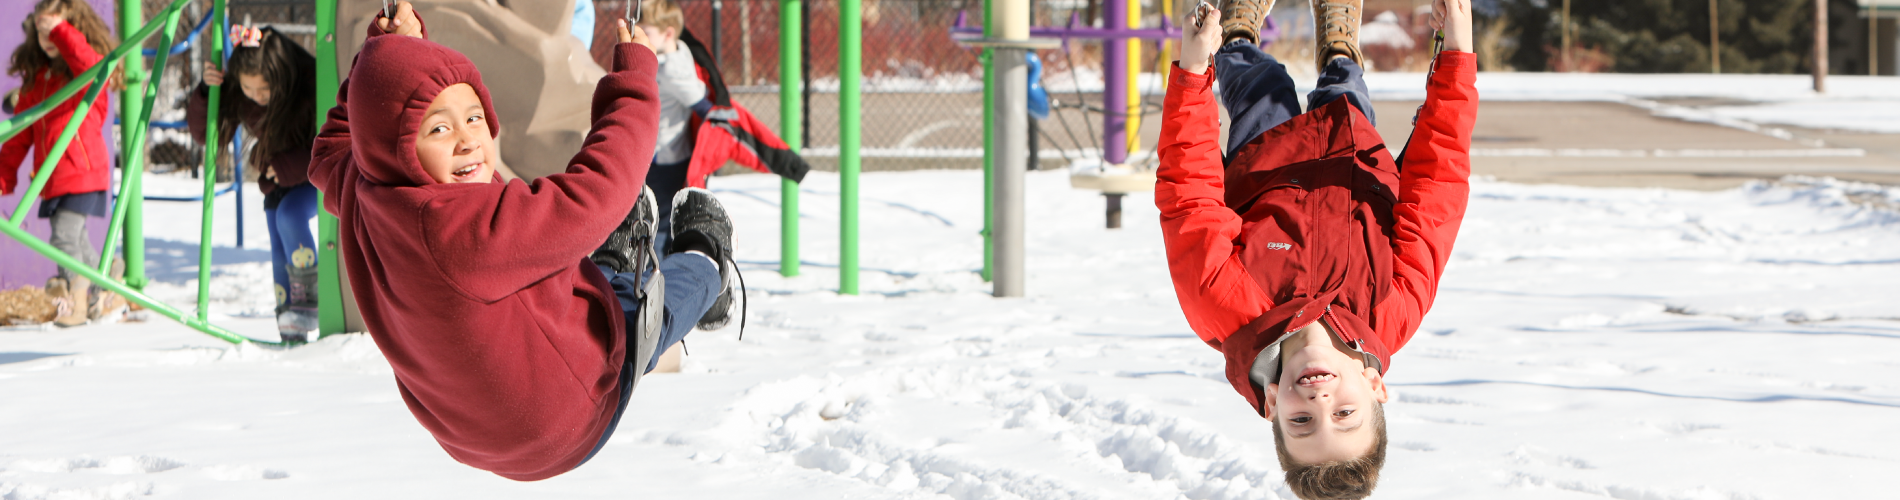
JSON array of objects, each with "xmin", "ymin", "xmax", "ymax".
[
  {"xmin": 2, "ymin": 0, "xmax": 125, "ymax": 327},
  {"xmin": 187, "ymin": 25, "xmax": 320, "ymax": 342}
]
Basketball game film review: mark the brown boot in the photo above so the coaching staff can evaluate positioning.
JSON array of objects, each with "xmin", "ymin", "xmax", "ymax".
[
  {"xmin": 1218, "ymin": 0, "xmax": 1275, "ymax": 46},
  {"xmin": 89, "ymin": 258, "xmax": 127, "ymax": 321},
  {"xmin": 1312, "ymin": 0, "xmax": 1365, "ymax": 73},
  {"xmin": 48, "ymin": 275, "xmax": 89, "ymax": 327}
]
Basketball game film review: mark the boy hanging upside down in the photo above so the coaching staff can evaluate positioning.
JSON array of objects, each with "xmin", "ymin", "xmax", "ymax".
[
  {"xmin": 308, "ymin": 3, "xmax": 737, "ymax": 480},
  {"xmin": 1157, "ymin": 0, "xmax": 1476, "ymax": 498}
]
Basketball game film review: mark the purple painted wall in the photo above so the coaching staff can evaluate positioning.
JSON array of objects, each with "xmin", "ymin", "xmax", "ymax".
[{"xmin": 1, "ymin": 0, "xmax": 121, "ymax": 290}]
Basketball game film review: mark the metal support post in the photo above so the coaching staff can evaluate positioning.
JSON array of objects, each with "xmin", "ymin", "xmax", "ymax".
[
  {"xmin": 1102, "ymin": 0, "xmax": 1128, "ymax": 165},
  {"xmin": 316, "ymin": 0, "xmax": 350, "ymax": 334},
  {"xmin": 1815, "ymin": 0, "xmax": 1827, "ymax": 92},
  {"xmin": 980, "ymin": 0, "xmax": 995, "ymax": 282},
  {"xmin": 990, "ymin": 0, "xmax": 1031, "ymax": 297},
  {"xmin": 840, "ymin": 0, "xmax": 862, "ymax": 295},
  {"xmin": 102, "ymin": 9, "xmax": 183, "ymax": 278},
  {"xmin": 780, "ymin": 0, "xmax": 801, "ymax": 277},
  {"xmin": 1104, "ymin": 193, "xmax": 1123, "ymax": 229},
  {"xmin": 196, "ymin": 0, "xmax": 228, "ymax": 322},
  {"xmin": 1124, "ymin": 0, "xmax": 1141, "ymax": 155}
]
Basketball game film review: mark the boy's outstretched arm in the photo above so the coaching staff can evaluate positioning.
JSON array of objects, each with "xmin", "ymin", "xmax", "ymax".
[
  {"xmin": 1372, "ymin": 0, "xmax": 1477, "ymax": 353},
  {"xmin": 1157, "ymin": 7, "xmax": 1271, "ymax": 349},
  {"xmin": 419, "ymin": 23, "xmax": 662, "ymax": 302},
  {"xmin": 309, "ymin": 1, "xmax": 430, "ymax": 214}
]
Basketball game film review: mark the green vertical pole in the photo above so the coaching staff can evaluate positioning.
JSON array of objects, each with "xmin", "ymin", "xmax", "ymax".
[
  {"xmin": 118, "ymin": 0, "xmax": 146, "ymax": 179},
  {"xmin": 196, "ymin": 0, "xmax": 226, "ymax": 321},
  {"xmin": 315, "ymin": 0, "xmax": 346, "ymax": 334},
  {"xmin": 779, "ymin": 0, "xmax": 801, "ymax": 277},
  {"xmin": 124, "ymin": 154, "xmax": 145, "ymax": 288},
  {"xmin": 980, "ymin": 0, "xmax": 996, "ymax": 282},
  {"xmin": 839, "ymin": 0, "xmax": 861, "ymax": 295},
  {"xmin": 115, "ymin": 0, "xmax": 145, "ymax": 284},
  {"xmin": 101, "ymin": 9, "xmax": 180, "ymax": 278}
]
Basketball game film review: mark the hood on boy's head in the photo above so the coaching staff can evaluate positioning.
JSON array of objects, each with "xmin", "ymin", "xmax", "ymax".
[{"xmin": 346, "ymin": 35, "xmax": 499, "ymax": 188}]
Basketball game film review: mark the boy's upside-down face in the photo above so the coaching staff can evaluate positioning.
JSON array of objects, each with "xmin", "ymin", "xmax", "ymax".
[
  {"xmin": 416, "ymin": 83, "xmax": 497, "ymax": 184},
  {"xmin": 1268, "ymin": 321, "xmax": 1388, "ymax": 465}
]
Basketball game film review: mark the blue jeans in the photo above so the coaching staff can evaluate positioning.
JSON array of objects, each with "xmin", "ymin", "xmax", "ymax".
[
  {"xmin": 266, "ymin": 184, "xmax": 320, "ymax": 305},
  {"xmin": 1215, "ymin": 42, "xmax": 1376, "ymax": 160},
  {"xmin": 644, "ymin": 159, "xmax": 692, "ymax": 253},
  {"xmin": 579, "ymin": 252, "xmax": 722, "ymax": 464}
]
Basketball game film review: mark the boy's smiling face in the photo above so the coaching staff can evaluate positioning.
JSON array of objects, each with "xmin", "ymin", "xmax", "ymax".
[
  {"xmin": 415, "ymin": 83, "xmax": 495, "ymax": 184},
  {"xmin": 1267, "ymin": 321, "xmax": 1388, "ymax": 465}
]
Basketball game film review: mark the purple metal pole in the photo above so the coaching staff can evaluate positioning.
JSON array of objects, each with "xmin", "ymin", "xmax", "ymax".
[{"xmin": 1102, "ymin": 0, "xmax": 1127, "ymax": 165}]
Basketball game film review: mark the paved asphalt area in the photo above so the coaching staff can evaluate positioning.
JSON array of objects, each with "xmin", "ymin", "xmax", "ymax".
[{"xmin": 730, "ymin": 92, "xmax": 1900, "ymax": 190}]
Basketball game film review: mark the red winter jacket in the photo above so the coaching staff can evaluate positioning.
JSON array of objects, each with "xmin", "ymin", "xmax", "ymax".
[
  {"xmin": 677, "ymin": 29, "xmax": 809, "ymax": 187},
  {"xmin": 0, "ymin": 22, "xmax": 111, "ymax": 199},
  {"xmin": 1156, "ymin": 53, "xmax": 1478, "ymax": 416},
  {"xmin": 307, "ymin": 16, "xmax": 659, "ymax": 481}
]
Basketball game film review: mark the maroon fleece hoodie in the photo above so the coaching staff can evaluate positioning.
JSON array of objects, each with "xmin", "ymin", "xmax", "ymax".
[{"xmin": 307, "ymin": 18, "xmax": 659, "ymax": 480}]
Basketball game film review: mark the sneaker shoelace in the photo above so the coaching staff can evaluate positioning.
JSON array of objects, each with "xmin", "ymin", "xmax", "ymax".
[{"xmin": 1316, "ymin": 1, "xmax": 1359, "ymax": 44}]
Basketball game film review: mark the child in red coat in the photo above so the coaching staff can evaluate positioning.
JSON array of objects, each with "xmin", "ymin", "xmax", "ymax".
[
  {"xmin": 308, "ymin": 3, "xmax": 734, "ymax": 480},
  {"xmin": 2, "ymin": 0, "xmax": 122, "ymax": 327},
  {"xmin": 1157, "ymin": 0, "xmax": 1477, "ymax": 497}
]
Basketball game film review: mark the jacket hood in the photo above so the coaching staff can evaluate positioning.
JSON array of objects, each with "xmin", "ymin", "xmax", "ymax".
[{"xmin": 346, "ymin": 35, "xmax": 500, "ymax": 188}]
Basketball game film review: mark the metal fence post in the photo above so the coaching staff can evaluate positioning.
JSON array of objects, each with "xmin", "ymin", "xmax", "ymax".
[
  {"xmin": 840, "ymin": 0, "xmax": 862, "ymax": 295},
  {"xmin": 780, "ymin": 0, "xmax": 802, "ymax": 277}
]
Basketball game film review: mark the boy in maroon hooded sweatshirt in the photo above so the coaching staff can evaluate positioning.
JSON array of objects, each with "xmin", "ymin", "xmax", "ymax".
[{"xmin": 307, "ymin": 3, "xmax": 735, "ymax": 481}]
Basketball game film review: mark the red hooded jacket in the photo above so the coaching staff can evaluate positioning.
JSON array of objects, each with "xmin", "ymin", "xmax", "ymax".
[
  {"xmin": 307, "ymin": 18, "xmax": 660, "ymax": 480},
  {"xmin": 1, "ymin": 22, "xmax": 111, "ymax": 199},
  {"xmin": 1156, "ymin": 53, "xmax": 1478, "ymax": 416}
]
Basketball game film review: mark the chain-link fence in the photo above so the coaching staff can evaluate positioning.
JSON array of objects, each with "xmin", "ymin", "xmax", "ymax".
[{"xmin": 593, "ymin": 0, "xmax": 1180, "ymax": 172}]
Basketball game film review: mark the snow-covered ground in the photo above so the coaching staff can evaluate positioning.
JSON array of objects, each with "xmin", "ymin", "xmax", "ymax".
[{"xmin": 2, "ymin": 168, "xmax": 1896, "ymax": 499}]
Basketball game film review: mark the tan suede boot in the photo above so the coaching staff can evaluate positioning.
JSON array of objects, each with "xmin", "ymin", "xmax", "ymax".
[
  {"xmin": 49, "ymin": 275, "xmax": 90, "ymax": 327},
  {"xmin": 1312, "ymin": 0, "xmax": 1365, "ymax": 73},
  {"xmin": 88, "ymin": 258, "xmax": 128, "ymax": 321},
  {"xmin": 1218, "ymin": 0, "xmax": 1275, "ymax": 46}
]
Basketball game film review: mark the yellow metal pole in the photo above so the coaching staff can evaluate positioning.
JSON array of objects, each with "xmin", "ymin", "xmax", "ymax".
[{"xmin": 1125, "ymin": 0, "xmax": 1142, "ymax": 155}]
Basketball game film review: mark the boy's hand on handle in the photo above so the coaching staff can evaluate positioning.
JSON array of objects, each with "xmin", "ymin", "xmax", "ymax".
[
  {"xmin": 377, "ymin": 1, "xmax": 425, "ymax": 39},
  {"xmin": 202, "ymin": 61, "xmax": 224, "ymax": 87},
  {"xmin": 35, "ymin": 14, "xmax": 63, "ymax": 34},
  {"xmin": 1431, "ymin": 0, "xmax": 1473, "ymax": 53},
  {"xmin": 617, "ymin": 19, "xmax": 653, "ymax": 53},
  {"xmin": 1178, "ymin": 5, "xmax": 1221, "ymax": 75}
]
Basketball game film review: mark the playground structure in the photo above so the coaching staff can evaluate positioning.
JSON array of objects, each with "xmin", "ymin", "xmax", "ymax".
[
  {"xmin": 0, "ymin": 0, "xmax": 1188, "ymax": 341},
  {"xmin": 0, "ymin": 0, "xmax": 872, "ymax": 341}
]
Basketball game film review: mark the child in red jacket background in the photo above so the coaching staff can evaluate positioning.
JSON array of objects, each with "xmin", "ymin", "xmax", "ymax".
[
  {"xmin": 2, "ymin": 0, "xmax": 122, "ymax": 327},
  {"xmin": 1157, "ymin": 0, "xmax": 1477, "ymax": 497},
  {"xmin": 308, "ymin": 3, "xmax": 734, "ymax": 480}
]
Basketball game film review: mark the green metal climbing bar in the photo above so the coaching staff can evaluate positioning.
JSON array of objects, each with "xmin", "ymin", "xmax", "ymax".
[{"xmin": 0, "ymin": 0, "xmax": 269, "ymax": 345}]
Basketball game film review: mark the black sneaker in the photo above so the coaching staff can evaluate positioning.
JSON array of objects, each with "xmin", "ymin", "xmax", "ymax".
[
  {"xmin": 591, "ymin": 186, "xmax": 659, "ymax": 275},
  {"xmin": 666, "ymin": 188, "xmax": 737, "ymax": 330}
]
